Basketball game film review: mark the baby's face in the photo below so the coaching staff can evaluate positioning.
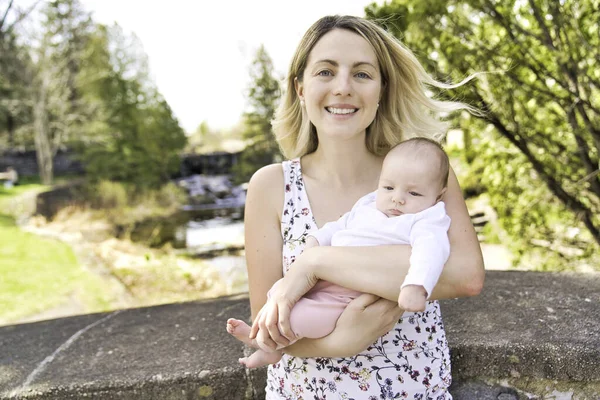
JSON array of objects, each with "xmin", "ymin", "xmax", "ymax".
[{"xmin": 375, "ymin": 152, "xmax": 445, "ymax": 217}]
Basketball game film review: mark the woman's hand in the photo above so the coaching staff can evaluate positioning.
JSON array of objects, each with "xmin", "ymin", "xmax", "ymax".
[
  {"xmin": 249, "ymin": 292, "xmax": 294, "ymax": 351},
  {"xmin": 284, "ymin": 293, "xmax": 404, "ymax": 358},
  {"xmin": 328, "ymin": 293, "xmax": 404, "ymax": 354},
  {"xmin": 249, "ymin": 248, "xmax": 320, "ymax": 348}
]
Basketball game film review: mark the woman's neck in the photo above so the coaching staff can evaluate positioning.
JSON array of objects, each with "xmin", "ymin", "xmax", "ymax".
[{"xmin": 301, "ymin": 139, "xmax": 383, "ymax": 188}]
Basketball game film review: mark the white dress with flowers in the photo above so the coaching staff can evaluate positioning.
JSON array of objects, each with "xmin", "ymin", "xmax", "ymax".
[{"xmin": 265, "ymin": 159, "xmax": 453, "ymax": 400}]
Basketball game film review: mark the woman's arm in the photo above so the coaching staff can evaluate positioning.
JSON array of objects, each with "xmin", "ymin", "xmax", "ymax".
[
  {"xmin": 288, "ymin": 166, "xmax": 485, "ymax": 302},
  {"xmin": 249, "ymin": 165, "xmax": 484, "ymax": 356},
  {"xmin": 284, "ymin": 294, "xmax": 404, "ymax": 358},
  {"xmin": 252, "ymin": 166, "xmax": 484, "ymax": 352},
  {"xmin": 244, "ymin": 163, "xmax": 406, "ymax": 356},
  {"xmin": 244, "ymin": 164, "xmax": 285, "ymax": 327},
  {"xmin": 276, "ymin": 168, "xmax": 484, "ymax": 357}
]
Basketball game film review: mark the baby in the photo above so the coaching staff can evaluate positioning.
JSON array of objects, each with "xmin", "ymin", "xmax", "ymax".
[{"xmin": 227, "ymin": 137, "xmax": 451, "ymax": 368}]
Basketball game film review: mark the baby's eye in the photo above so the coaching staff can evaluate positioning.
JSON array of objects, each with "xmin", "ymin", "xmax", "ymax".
[
  {"xmin": 409, "ymin": 191, "xmax": 422, "ymax": 196},
  {"xmin": 383, "ymin": 186, "xmax": 394, "ymax": 191},
  {"xmin": 355, "ymin": 72, "xmax": 371, "ymax": 79}
]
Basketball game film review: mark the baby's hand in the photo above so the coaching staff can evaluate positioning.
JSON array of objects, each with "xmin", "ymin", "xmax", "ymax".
[
  {"xmin": 304, "ymin": 235, "xmax": 320, "ymax": 249},
  {"xmin": 398, "ymin": 285, "xmax": 427, "ymax": 312}
]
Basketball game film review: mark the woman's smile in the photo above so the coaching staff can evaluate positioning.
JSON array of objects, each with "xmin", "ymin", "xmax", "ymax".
[
  {"xmin": 325, "ymin": 104, "xmax": 359, "ymax": 115},
  {"xmin": 296, "ymin": 29, "xmax": 382, "ymax": 140}
]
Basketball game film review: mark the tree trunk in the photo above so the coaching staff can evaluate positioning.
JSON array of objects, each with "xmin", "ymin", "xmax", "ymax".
[
  {"xmin": 33, "ymin": 73, "xmax": 53, "ymax": 185},
  {"xmin": 7, "ymin": 113, "xmax": 14, "ymax": 149},
  {"xmin": 462, "ymin": 128, "xmax": 474, "ymax": 164}
]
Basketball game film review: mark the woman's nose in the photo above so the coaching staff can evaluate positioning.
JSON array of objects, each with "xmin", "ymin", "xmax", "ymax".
[{"xmin": 333, "ymin": 72, "xmax": 352, "ymax": 96}]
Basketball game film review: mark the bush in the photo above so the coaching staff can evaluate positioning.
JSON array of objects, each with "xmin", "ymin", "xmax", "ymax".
[{"xmin": 88, "ymin": 180, "xmax": 129, "ymax": 209}]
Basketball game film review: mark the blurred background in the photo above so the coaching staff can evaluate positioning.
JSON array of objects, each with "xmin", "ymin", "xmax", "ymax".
[{"xmin": 1, "ymin": 0, "xmax": 598, "ymax": 327}]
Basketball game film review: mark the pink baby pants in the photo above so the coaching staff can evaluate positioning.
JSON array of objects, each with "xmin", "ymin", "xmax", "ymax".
[{"xmin": 268, "ymin": 279, "xmax": 362, "ymax": 339}]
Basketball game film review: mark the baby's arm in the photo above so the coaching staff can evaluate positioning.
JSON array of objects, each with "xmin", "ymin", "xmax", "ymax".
[
  {"xmin": 397, "ymin": 285, "xmax": 428, "ymax": 312},
  {"xmin": 398, "ymin": 204, "xmax": 451, "ymax": 311},
  {"xmin": 304, "ymin": 235, "xmax": 320, "ymax": 249},
  {"xmin": 309, "ymin": 211, "xmax": 351, "ymax": 246}
]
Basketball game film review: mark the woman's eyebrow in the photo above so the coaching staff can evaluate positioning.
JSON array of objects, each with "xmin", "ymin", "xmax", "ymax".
[{"xmin": 313, "ymin": 59, "xmax": 377, "ymax": 69}]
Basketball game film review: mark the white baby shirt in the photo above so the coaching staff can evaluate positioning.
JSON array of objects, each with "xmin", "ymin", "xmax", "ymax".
[{"xmin": 309, "ymin": 191, "xmax": 451, "ymax": 297}]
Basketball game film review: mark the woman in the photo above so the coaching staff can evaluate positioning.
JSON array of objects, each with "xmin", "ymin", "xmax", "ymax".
[{"xmin": 241, "ymin": 15, "xmax": 484, "ymax": 399}]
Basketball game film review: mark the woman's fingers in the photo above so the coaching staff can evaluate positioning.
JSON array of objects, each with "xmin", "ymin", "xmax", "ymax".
[
  {"xmin": 256, "ymin": 324, "xmax": 278, "ymax": 352},
  {"xmin": 250, "ymin": 300, "xmax": 289, "ymax": 349},
  {"xmin": 369, "ymin": 297, "xmax": 404, "ymax": 334},
  {"xmin": 249, "ymin": 307, "xmax": 264, "ymax": 339},
  {"xmin": 334, "ymin": 294, "xmax": 403, "ymax": 353},
  {"xmin": 277, "ymin": 303, "xmax": 295, "ymax": 341},
  {"xmin": 346, "ymin": 293, "xmax": 381, "ymax": 310},
  {"xmin": 264, "ymin": 302, "xmax": 290, "ymax": 347}
]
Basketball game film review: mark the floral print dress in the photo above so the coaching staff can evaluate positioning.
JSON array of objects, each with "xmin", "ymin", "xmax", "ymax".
[{"xmin": 265, "ymin": 159, "xmax": 453, "ymax": 400}]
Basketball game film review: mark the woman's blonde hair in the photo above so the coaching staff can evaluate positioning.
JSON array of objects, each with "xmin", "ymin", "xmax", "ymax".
[{"xmin": 272, "ymin": 15, "xmax": 477, "ymax": 159}]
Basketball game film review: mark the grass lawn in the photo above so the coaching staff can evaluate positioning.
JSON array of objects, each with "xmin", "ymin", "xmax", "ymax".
[{"xmin": 0, "ymin": 180, "xmax": 112, "ymax": 324}]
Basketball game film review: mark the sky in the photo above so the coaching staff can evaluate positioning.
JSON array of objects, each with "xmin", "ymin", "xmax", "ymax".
[{"xmin": 76, "ymin": 0, "xmax": 381, "ymax": 133}]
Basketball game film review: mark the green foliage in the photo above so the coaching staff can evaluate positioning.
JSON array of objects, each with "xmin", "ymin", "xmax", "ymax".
[
  {"xmin": 81, "ymin": 179, "xmax": 187, "ymax": 226},
  {"xmin": 0, "ymin": 1, "xmax": 35, "ymax": 149},
  {"xmin": 72, "ymin": 24, "xmax": 187, "ymax": 188},
  {"xmin": 231, "ymin": 45, "xmax": 282, "ymax": 184},
  {"xmin": 87, "ymin": 180, "xmax": 129, "ymax": 209},
  {"xmin": 367, "ymin": 0, "xmax": 600, "ymax": 269},
  {"xmin": 41, "ymin": 0, "xmax": 94, "ymax": 145},
  {"xmin": 1, "ymin": 1, "xmax": 187, "ymax": 188}
]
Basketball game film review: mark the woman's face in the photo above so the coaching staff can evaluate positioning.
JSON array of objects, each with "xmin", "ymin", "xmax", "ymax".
[{"xmin": 296, "ymin": 29, "xmax": 382, "ymax": 143}]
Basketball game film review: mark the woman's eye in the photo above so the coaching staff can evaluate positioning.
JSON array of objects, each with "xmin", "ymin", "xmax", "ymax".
[
  {"xmin": 355, "ymin": 72, "xmax": 371, "ymax": 79},
  {"xmin": 317, "ymin": 70, "xmax": 332, "ymax": 77}
]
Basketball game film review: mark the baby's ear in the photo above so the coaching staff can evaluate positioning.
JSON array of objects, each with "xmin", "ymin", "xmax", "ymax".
[{"xmin": 436, "ymin": 187, "xmax": 448, "ymax": 202}]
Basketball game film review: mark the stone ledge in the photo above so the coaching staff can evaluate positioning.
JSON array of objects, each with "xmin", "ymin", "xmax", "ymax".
[
  {"xmin": 442, "ymin": 270, "xmax": 599, "ymax": 382},
  {"xmin": 0, "ymin": 271, "xmax": 598, "ymax": 399}
]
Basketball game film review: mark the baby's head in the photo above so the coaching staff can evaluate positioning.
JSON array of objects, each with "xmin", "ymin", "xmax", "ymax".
[{"xmin": 376, "ymin": 137, "xmax": 449, "ymax": 217}]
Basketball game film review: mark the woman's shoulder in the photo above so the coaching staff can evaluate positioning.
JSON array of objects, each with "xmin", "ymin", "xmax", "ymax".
[
  {"xmin": 248, "ymin": 163, "xmax": 284, "ymax": 190},
  {"xmin": 246, "ymin": 163, "xmax": 285, "ymax": 214}
]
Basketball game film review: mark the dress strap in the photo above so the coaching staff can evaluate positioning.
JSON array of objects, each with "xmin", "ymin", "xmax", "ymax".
[{"xmin": 281, "ymin": 158, "xmax": 302, "ymax": 208}]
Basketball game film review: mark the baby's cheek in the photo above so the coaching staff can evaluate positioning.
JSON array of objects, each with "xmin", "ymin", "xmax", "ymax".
[{"xmin": 374, "ymin": 195, "xmax": 385, "ymax": 212}]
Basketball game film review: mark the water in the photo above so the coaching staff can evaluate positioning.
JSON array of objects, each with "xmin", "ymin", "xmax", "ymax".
[
  {"xmin": 177, "ymin": 174, "xmax": 249, "ymax": 293},
  {"xmin": 185, "ymin": 217, "xmax": 244, "ymax": 249},
  {"xmin": 186, "ymin": 218, "xmax": 248, "ymax": 294}
]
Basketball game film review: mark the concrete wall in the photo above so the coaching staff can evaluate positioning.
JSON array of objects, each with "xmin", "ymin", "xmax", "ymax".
[{"xmin": 1, "ymin": 271, "xmax": 599, "ymax": 400}]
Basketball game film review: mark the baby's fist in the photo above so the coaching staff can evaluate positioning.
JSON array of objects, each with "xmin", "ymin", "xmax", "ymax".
[{"xmin": 398, "ymin": 285, "xmax": 427, "ymax": 312}]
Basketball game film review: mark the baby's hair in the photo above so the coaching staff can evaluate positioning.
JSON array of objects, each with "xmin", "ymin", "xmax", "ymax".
[{"xmin": 389, "ymin": 137, "xmax": 450, "ymax": 188}]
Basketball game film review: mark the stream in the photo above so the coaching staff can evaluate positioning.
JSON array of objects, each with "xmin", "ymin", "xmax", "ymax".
[{"xmin": 177, "ymin": 175, "xmax": 248, "ymax": 293}]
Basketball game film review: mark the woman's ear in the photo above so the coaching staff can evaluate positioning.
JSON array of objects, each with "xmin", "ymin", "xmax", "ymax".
[
  {"xmin": 379, "ymin": 79, "xmax": 387, "ymax": 103},
  {"xmin": 294, "ymin": 76, "xmax": 304, "ymax": 102}
]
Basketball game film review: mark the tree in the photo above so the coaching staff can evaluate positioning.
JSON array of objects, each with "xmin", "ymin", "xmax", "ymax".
[
  {"xmin": 74, "ymin": 23, "xmax": 186, "ymax": 188},
  {"xmin": 30, "ymin": 0, "xmax": 94, "ymax": 183},
  {"xmin": 1, "ymin": 1, "xmax": 186, "ymax": 188},
  {"xmin": 231, "ymin": 45, "xmax": 282, "ymax": 184},
  {"xmin": 0, "ymin": 0, "xmax": 36, "ymax": 150},
  {"xmin": 366, "ymin": 0, "xmax": 599, "ymax": 268}
]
